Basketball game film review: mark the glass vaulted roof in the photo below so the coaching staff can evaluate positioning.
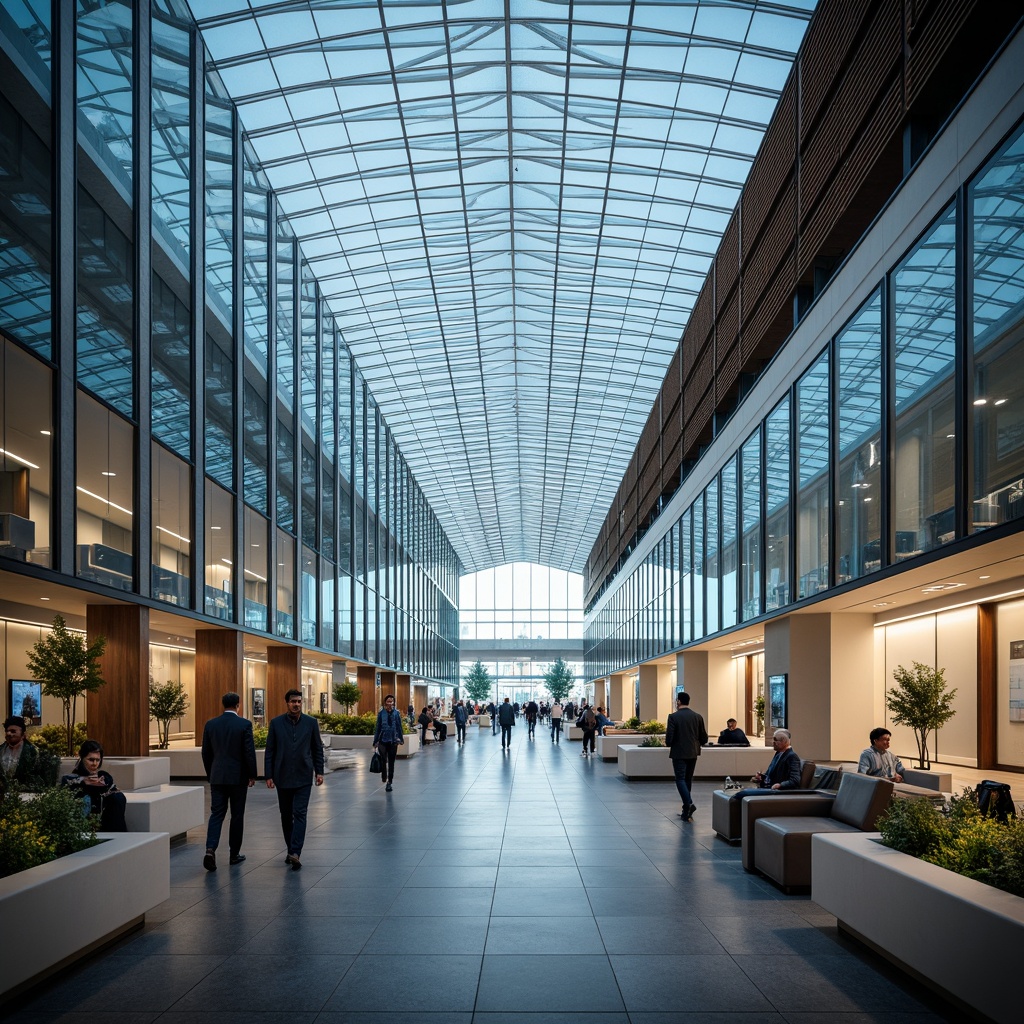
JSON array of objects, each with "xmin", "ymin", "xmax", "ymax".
[{"xmin": 189, "ymin": 0, "xmax": 816, "ymax": 575}]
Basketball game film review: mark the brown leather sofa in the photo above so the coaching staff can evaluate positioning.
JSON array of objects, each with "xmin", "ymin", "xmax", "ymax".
[
  {"xmin": 710, "ymin": 759, "xmax": 818, "ymax": 842},
  {"xmin": 746, "ymin": 773, "xmax": 894, "ymax": 891}
]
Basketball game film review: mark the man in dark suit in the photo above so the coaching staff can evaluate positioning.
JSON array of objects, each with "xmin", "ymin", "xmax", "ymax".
[
  {"xmin": 201, "ymin": 692, "xmax": 257, "ymax": 871},
  {"xmin": 264, "ymin": 688, "xmax": 324, "ymax": 870},
  {"xmin": 665, "ymin": 691, "xmax": 708, "ymax": 821}
]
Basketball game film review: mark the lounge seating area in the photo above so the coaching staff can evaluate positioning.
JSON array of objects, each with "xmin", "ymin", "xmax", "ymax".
[{"xmin": 710, "ymin": 759, "xmax": 819, "ymax": 843}]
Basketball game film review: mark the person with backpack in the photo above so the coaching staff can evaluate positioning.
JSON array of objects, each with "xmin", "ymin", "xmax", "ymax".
[{"xmin": 578, "ymin": 704, "xmax": 598, "ymax": 757}]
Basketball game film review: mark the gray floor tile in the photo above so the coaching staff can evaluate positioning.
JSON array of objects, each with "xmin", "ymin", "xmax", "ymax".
[
  {"xmin": 476, "ymin": 955, "xmax": 624, "ymax": 1012},
  {"xmin": 362, "ymin": 914, "xmax": 489, "ymax": 954},
  {"xmin": 485, "ymin": 916, "xmax": 606, "ymax": 954},
  {"xmin": 322, "ymin": 954, "xmax": 480, "ymax": 1011},
  {"xmin": 595, "ymin": 915, "xmax": 726, "ymax": 955},
  {"xmin": 611, "ymin": 954, "xmax": 774, "ymax": 1012}
]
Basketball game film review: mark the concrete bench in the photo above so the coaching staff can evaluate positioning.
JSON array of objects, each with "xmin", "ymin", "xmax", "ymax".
[
  {"xmin": 124, "ymin": 785, "xmax": 204, "ymax": 840},
  {"xmin": 60, "ymin": 756, "xmax": 170, "ymax": 792},
  {"xmin": 618, "ymin": 744, "xmax": 771, "ymax": 779},
  {"xmin": 150, "ymin": 746, "xmax": 267, "ymax": 778}
]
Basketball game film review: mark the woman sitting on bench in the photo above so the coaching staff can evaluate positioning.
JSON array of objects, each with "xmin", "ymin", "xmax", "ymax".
[{"xmin": 61, "ymin": 740, "xmax": 128, "ymax": 831}]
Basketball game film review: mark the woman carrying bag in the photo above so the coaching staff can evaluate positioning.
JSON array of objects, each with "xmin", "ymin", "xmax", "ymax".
[{"xmin": 372, "ymin": 694, "xmax": 404, "ymax": 792}]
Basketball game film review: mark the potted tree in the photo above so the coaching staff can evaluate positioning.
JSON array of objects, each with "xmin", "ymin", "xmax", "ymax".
[
  {"xmin": 332, "ymin": 680, "xmax": 362, "ymax": 714},
  {"xmin": 149, "ymin": 680, "xmax": 190, "ymax": 749},
  {"xmin": 26, "ymin": 615, "xmax": 107, "ymax": 756},
  {"xmin": 885, "ymin": 661, "xmax": 957, "ymax": 769}
]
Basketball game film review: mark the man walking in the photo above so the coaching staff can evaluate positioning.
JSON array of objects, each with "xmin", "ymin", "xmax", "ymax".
[
  {"xmin": 264, "ymin": 689, "xmax": 325, "ymax": 870},
  {"xmin": 453, "ymin": 699, "xmax": 469, "ymax": 744},
  {"xmin": 665, "ymin": 691, "xmax": 708, "ymax": 822},
  {"xmin": 201, "ymin": 692, "xmax": 257, "ymax": 871},
  {"xmin": 550, "ymin": 700, "xmax": 563, "ymax": 743},
  {"xmin": 525, "ymin": 699, "xmax": 538, "ymax": 739},
  {"xmin": 498, "ymin": 696, "xmax": 516, "ymax": 751}
]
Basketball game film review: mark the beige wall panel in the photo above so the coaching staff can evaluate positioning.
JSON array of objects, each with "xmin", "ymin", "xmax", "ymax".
[
  {"xmin": 934, "ymin": 607, "xmax": 978, "ymax": 767},
  {"xmin": 829, "ymin": 614, "xmax": 875, "ymax": 762},
  {"xmin": 996, "ymin": 598, "xmax": 1024, "ymax": 768},
  {"xmin": 882, "ymin": 615, "xmax": 935, "ymax": 766}
]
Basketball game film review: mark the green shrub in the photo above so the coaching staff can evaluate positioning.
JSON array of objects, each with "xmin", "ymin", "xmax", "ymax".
[
  {"xmin": 638, "ymin": 719, "xmax": 664, "ymax": 734},
  {"xmin": 314, "ymin": 712, "xmax": 376, "ymax": 735},
  {"xmin": 0, "ymin": 786, "xmax": 98, "ymax": 878},
  {"xmin": 880, "ymin": 788, "xmax": 1024, "ymax": 898},
  {"xmin": 639, "ymin": 735, "xmax": 664, "ymax": 747},
  {"xmin": 622, "ymin": 716, "xmax": 641, "ymax": 730},
  {"xmin": 252, "ymin": 725, "xmax": 268, "ymax": 748},
  {"xmin": 29, "ymin": 722, "xmax": 89, "ymax": 755}
]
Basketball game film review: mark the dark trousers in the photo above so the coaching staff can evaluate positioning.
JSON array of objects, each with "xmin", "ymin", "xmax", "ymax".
[
  {"xmin": 378, "ymin": 741, "xmax": 399, "ymax": 782},
  {"xmin": 206, "ymin": 783, "xmax": 247, "ymax": 854},
  {"xmin": 582, "ymin": 728, "xmax": 597, "ymax": 753},
  {"xmin": 551, "ymin": 719, "xmax": 561, "ymax": 742},
  {"xmin": 500, "ymin": 724, "xmax": 512, "ymax": 747},
  {"xmin": 456, "ymin": 721, "xmax": 466, "ymax": 742},
  {"xmin": 527, "ymin": 717, "xmax": 536, "ymax": 737},
  {"xmin": 275, "ymin": 784, "xmax": 312, "ymax": 856},
  {"xmin": 491, "ymin": 715, "xmax": 497, "ymax": 734},
  {"xmin": 672, "ymin": 757, "xmax": 697, "ymax": 809}
]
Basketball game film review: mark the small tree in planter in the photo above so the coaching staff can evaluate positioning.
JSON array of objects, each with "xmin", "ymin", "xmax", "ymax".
[
  {"xmin": 332, "ymin": 680, "xmax": 362, "ymax": 714},
  {"xmin": 543, "ymin": 657, "xmax": 574, "ymax": 705},
  {"xmin": 754, "ymin": 694, "xmax": 765, "ymax": 736},
  {"xmin": 463, "ymin": 660, "xmax": 494, "ymax": 707},
  {"xmin": 886, "ymin": 661, "xmax": 957, "ymax": 769},
  {"xmin": 26, "ymin": 615, "xmax": 107, "ymax": 756},
  {"xmin": 149, "ymin": 680, "xmax": 190, "ymax": 749}
]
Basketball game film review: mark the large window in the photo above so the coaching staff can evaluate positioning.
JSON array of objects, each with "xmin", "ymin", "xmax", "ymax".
[
  {"xmin": 720, "ymin": 458, "xmax": 738, "ymax": 629},
  {"xmin": 893, "ymin": 203, "xmax": 957, "ymax": 556},
  {"xmin": 796, "ymin": 352, "xmax": 830, "ymax": 598},
  {"xmin": 740, "ymin": 429, "xmax": 761, "ymax": 620},
  {"xmin": 971, "ymin": 124, "xmax": 1024, "ymax": 532},
  {"xmin": 837, "ymin": 291, "xmax": 882, "ymax": 581},
  {"xmin": 204, "ymin": 479, "xmax": 233, "ymax": 620},
  {"xmin": 243, "ymin": 507, "xmax": 268, "ymax": 631},
  {"xmin": 765, "ymin": 397, "xmax": 790, "ymax": 611},
  {"xmin": 152, "ymin": 444, "xmax": 190, "ymax": 606}
]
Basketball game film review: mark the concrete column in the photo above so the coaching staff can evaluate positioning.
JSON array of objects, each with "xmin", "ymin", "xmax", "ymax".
[
  {"xmin": 764, "ymin": 612, "xmax": 875, "ymax": 762},
  {"xmin": 268, "ymin": 645, "xmax": 302, "ymax": 716},
  {"xmin": 86, "ymin": 604, "xmax": 149, "ymax": 756},
  {"xmin": 356, "ymin": 665, "xmax": 378, "ymax": 716},
  {"xmin": 413, "ymin": 683, "xmax": 428, "ymax": 712},
  {"xmin": 608, "ymin": 673, "xmax": 630, "ymax": 721},
  {"xmin": 676, "ymin": 649, "xmax": 740, "ymax": 743},
  {"xmin": 395, "ymin": 674, "xmax": 411, "ymax": 713},
  {"xmin": 377, "ymin": 670, "xmax": 396, "ymax": 711},
  {"xmin": 195, "ymin": 628, "xmax": 243, "ymax": 742},
  {"xmin": 638, "ymin": 663, "xmax": 673, "ymax": 723},
  {"xmin": 330, "ymin": 661, "xmax": 348, "ymax": 713}
]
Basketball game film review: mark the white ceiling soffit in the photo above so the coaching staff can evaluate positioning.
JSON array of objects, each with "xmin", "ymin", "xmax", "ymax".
[{"xmin": 189, "ymin": 0, "xmax": 816, "ymax": 574}]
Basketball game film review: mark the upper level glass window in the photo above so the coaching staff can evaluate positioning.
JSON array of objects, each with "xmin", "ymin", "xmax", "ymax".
[
  {"xmin": 152, "ymin": 443, "xmax": 191, "ymax": 607},
  {"xmin": 893, "ymin": 203, "xmax": 956, "ymax": 556},
  {"xmin": 971, "ymin": 123, "xmax": 1024, "ymax": 532},
  {"xmin": 796, "ymin": 350, "xmax": 830, "ymax": 598},
  {"xmin": 740, "ymin": 428, "xmax": 761, "ymax": 621},
  {"xmin": 765, "ymin": 396, "xmax": 790, "ymax": 611}
]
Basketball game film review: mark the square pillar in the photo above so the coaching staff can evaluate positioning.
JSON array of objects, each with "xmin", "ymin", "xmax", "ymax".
[
  {"xmin": 677, "ymin": 650, "xmax": 741, "ymax": 743},
  {"xmin": 608, "ymin": 673, "xmax": 630, "ymax": 721},
  {"xmin": 196, "ymin": 628, "xmax": 243, "ymax": 736},
  {"xmin": 330, "ymin": 661, "xmax": 348, "ymax": 713},
  {"xmin": 395, "ymin": 674, "xmax": 411, "ymax": 713},
  {"xmin": 87, "ymin": 604, "xmax": 149, "ymax": 756},
  {"xmin": 268, "ymin": 645, "xmax": 302, "ymax": 716},
  {"xmin": 638, "ymin": 663, "xmax": 673, "ymax": 724},
  {"xmin": 378, "ymin": 670, "xmax": 396, "ymax": 709}
]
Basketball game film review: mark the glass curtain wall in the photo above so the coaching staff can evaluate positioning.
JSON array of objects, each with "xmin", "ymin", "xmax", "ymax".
[
  {"xmin": 0, "ymin": 2, "xmax": 461, "ymax": 686},
  {"xmin": 585, "ymin": 117, "xmax": 1024, "ymax": 681}
]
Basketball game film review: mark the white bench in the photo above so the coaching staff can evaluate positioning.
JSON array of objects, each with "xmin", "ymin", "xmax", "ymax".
[
  {"xmin": 617, "ymin": 744, "xmax": 771, "ymax": 779},
  {"xmin": 150, "ymin": 747, "xmax": 267, "ymax": 777},
  {"xmin": 124, "ymin": 785, "xmax": 204, "ymax": 840},
  {"xmin": 60, "ymin": 756, "xmax": 170, "ymax": 792}
]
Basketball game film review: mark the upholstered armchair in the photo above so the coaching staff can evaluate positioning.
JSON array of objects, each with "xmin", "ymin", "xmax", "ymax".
[{"xmin": 710, "ymin": 759, "xmax": 818, "ymax": 843}]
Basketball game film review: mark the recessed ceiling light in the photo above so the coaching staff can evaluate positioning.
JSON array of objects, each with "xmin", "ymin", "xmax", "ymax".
[
  {"xmin": 40, "ymin": 596, "xmax": 50, "ymax": 601},
  {"xmin": 946, "ymin": 433, "xmax": 955, "ymax": 439},
  {"xmin": 979, "ymin": 575, "xmax": 991, "ymax": 579},
  {"xmin": 873, "ymin": 601, "xmax": 892, "ymax": 607},
  {"xmin": 921, "ymin": 582, "xmax": 966, "ymax": 593},
  {"xmin": 995, "ymin": 398, "xmax": 1008, "ymax": 406},
  {"xmin": 101, "ymin": 471, "xmax": 116, "ymax": 477},
  {"xmin": 974, "ymin": 398, "xmax": 988, "ymax": 406},
  {"xmin": 40, "ymin": 429, "xmax": 51, "ymax": 436}
]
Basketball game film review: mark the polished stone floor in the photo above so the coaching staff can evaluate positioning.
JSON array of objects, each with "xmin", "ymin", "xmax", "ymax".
[{"xmin": 11, "ymin": 724, "xmax": 961, "ymax": 1023}]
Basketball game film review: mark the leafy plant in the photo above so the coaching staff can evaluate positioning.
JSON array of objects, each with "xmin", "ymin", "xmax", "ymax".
[
  {"xmin": 26, "ymin": 615, "xmax": 107, "ymax": 756},
  {"xmin": 638, "ymin": 719, "xmax": 665, "ymax": 734},
  {"xmin": 543, "ymin": 657, "xmax": 575, "ymax": 705},
  {"xmin": 24, "ymin": 722, "xmax": 89, "ymax": 756},
  {"xmin": 0, "ymin": 785, "xmax": 98, "ymax": 878},
  {"xmin": 252, "ymin": 725, "xmax": 268, "ymax": 748},
  {"xmin": 754, "ymin": 694, "xmax": 766, "ymax": 735},
  {"xmin": 313, "ymin": 713, "xmax": 377, "ymax": 735},
  {"xmin": 880, "ymin": 788, "xmax": 1024, "ymax": 898},
  {"xmin": 886, "ymin": 661, "xmax": 957, "ymax": 768},
  {"xmin": 463, "ymin": 660, "xmax": 494, "ymax": 705},
  {"xmin": 639, "ymin": 735, "xmax": 664, "ymax": 747},
  {"xmin": 622, "ymin": 716, "xmax": 641, "ymax": 730},
  {"xmin": 149, "ymin": 680, "xmax": 189, "ymax": 749},
  {"xmin": 332, "ymin": 680, "xmax": 362, "ymax": 714}
]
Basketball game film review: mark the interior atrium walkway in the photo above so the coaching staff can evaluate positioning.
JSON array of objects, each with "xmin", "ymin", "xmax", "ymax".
[{"xmin": 11, "ymin": 728, "xmax": 962, "ymax": 1023}]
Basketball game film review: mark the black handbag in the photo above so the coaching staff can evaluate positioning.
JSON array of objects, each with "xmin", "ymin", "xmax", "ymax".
[{"xmin": 369, "ymin": 749, "xmax": 382, "ymax": 774}]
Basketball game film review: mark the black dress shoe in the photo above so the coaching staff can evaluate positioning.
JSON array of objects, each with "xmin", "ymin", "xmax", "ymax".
[
  {"xmin": 290, "ymin": 855, "xmax": 302, "ymax": 870},
  {"xmin": 203, "ymin": 850, "xmax": 217, "ymax": 871},
  {"xmin": 229, "ymin": 854, "xmax": 246, "ymax": 865},
  {"xmin": 689, "ymin": 804, "xmax": 697, "ymax": 817}
]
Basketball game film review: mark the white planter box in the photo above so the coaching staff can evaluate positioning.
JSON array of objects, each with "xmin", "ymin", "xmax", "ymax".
[
  {"xmin": 0, "ymin": 832, "xmax": 169, "ymax": 996},
  {"xmin": 124, "ymin": 785, "xmax": 204, "ymax": 838},
  {"xmin": 595, "ymin": 733, "xmax": 648, "ymax": 760},
  {"xmin": 150, "ymin": 746, "xmax": 267, "ymax": 777},
  {"xmin": 617, "ymin": 744, "xmax": 771, "ymax": 779},
  {"xmin": 60, "ymin": 756, "xmax": 170, "ymax": 792},
  {"xmin": 812, "ymin": 832, "xmax": 1024, "ymax": 1024},
  {"xmin": 327, "ymin": 733, "xmax": 419, "ymax": 757}
]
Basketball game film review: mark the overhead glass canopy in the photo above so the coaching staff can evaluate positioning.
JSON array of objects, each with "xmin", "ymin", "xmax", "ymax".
[{"xmin": 189, "ymin": 0, "xmax": 816, "ymax": 575}]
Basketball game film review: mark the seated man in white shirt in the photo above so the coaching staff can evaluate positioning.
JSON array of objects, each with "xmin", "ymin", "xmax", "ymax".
[{"xmin": 857, "ymin": 727, "xmax": 904, "ymax": 783}]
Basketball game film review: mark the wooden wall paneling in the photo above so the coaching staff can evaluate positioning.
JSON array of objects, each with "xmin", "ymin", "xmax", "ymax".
[
  {"xmin": 904, "ymin": 0, "xmax": 978, "ymax": 106},
  {"xmin": 742, "ymin": 82, "xmax": 797, "ymax": 256},
  {"xmin": 716, "ymin": 340, "xmax": 741, "ymax": 405},
  {"xmin": 377, "ymin": 670, "xmax": 395, "ymax": 708},
  {"xmin": 267, "ymin": 644, "xmax": 302, "ymax": 717},
  {"xmin": 716, "ymin": 293, "xmax": 740, "ymax": 372},
  {"xmin": 683, "ymin": 382, "xmax": 714, "ymax": 451},
  {"xmin": 194, "ymin": 627, "xmax": 243, "ymax": 750},
  {"xmin": 684, "ymin": 281, "xmax": 715, "ymax": 378},
  {"xmin": 716, "ymin": 216, "xmax": 740, "ymax": 312},
  {"xmin": 395, "ymin": 673, "xmax": 411, "ymax": 713},
  {"xmin": 86, "ymin": 604, "xmax": 150, "ymax": 756},
  {"xmin": 743, "ymin": 182, "xmax": 796, "ymax": 306},
  {"xmin": 977, "ymin": 603, "xmax": 995, "ymax": 768},
  {"xmin": 356, "ymin": 664, "xmax": 378, "ymax": 716},
  {"xmin": 741, "ymin": 252, "xmax": 797, "ymax": 369}
]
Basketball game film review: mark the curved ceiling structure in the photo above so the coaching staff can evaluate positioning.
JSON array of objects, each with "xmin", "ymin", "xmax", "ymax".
[{"xmin": 190, "ymin": 0, "xmax": 816, "ymax": 574}]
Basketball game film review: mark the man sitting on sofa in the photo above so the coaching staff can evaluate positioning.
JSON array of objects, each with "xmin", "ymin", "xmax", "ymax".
[
  {"xmin": 717, "ymin": 718, "xmax": 750, "ymax": 746},
  {"xmin": 729, "ymin": 728, "xmax": 802, "ymax": 803},
  {"xmin": 857, "ymin": 727, "xmax": 904, "ymax": 783}
]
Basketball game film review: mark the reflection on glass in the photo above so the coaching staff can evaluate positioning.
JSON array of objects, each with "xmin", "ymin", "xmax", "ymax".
[
  {"xmin": 893, "ymin": 203, "xmax": 956, "ymax": 555},
  {"xmin": 244, "ymin": 507, "xmax": 268, "ymax": 631},
  {"xmin": 301, "ymin": 544, "xmax": 317, "ymax": 645},
  {"xmin": 797, "ymin": 351, "xmax": 829, "ymax": 598},
  {"xmin": 204, "ymin": 479, "xmax": 233, "ymax": 620},
  {"xmin": 152, "ymin": 444, "xmax": 190, "ymax": 607},
  {"xmin": 837, "ymin": 291, "xmax": 882, "ymax": 580},
  {"xmin": 971, "ymin": 124, "xmax": 1024, "ymax": 532},
  {"xmin": 705, "ymin": 477, "xmax": 719, "ymax": 634},
  {"xmin": 151, "ymin": 273, "xmax": 191, "ymax": 458},
  {"xmin": 205, "ymin": 330, "xmax": 234, "ymax": 487},
  {"xmin": 275, "ymin": 528, "xmax": 295, "ymax": 639},
  {"xmin": 740, "ymin": 429, "xmax": 761, "ymax": 620},
  {"xmin": 76, "ymin": 392, "xmax": 134, "ymax": 590},
  {"xmin": 0, "ymin": 95, "xmax": 52, "ymax": 358},
  {"xmin": 721, "ymin": 458, "xmax": 738, "ymax": 629},
  {"xmin": 204, "ymin": 87, "xmax": 233, "ymax": 320},
  {"xmin": 765, "ymin": 397, "xmax": 790, "ymax": 611}
]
